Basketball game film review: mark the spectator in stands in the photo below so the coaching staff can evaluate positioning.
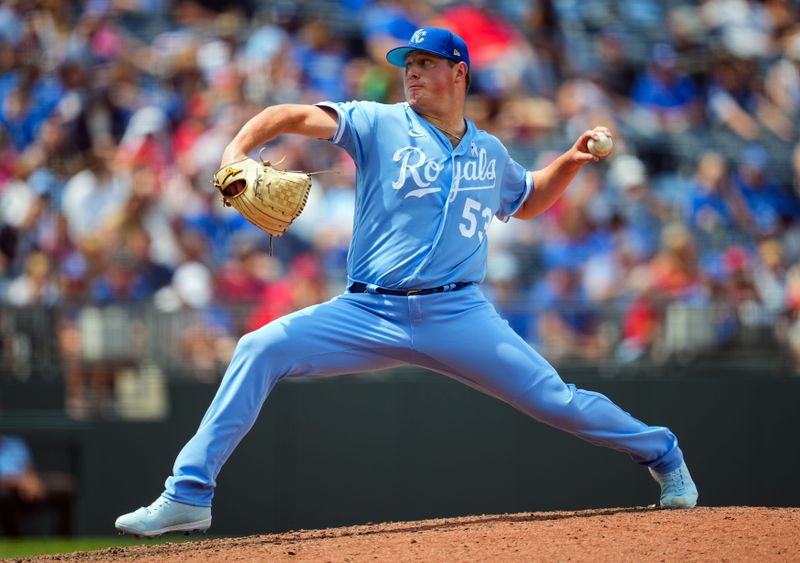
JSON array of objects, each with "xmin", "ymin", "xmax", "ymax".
[
  {"xmin": 61, "ymin": 147, "xmax": 129, "ymax": 244},
  {"xmin": 618, "ymin": 223, "xmax": 709, "ymax": 362},
  {"xmin": 593, "ymin": 31, "xmax": 639, "ymax": 105},
  {"xmin": 0, "ymin": 435, "xmax": 46, "ymax": 536},
  {"xmin": 124, "ymin": 227, "xmax": 174, "ymax": 298},
  {"xmin": 116, "ymin": 106, "xmax": 171, "ymax": 179},
  {"xmin": 607, "ymin": 154, "xmax": 669, "ymax": 260},
  {"xmin": 0, "ymin": 64, "xmax": 63, "ymax": 153},
  {"xmin": 4, "ymin": 252, "xmax": 59, "ymax": 306},
  {"xmin": 631, "ymin": 43, "xmax": 702, "ymax": 135},
  {"xmin": 246, "ymin": 253, "xmax": 326, "ymax": 332},
  {"xmin": 154, "ymin": 261, "xmax": 236, "ymax": 379},
  {"xmin": 0, "ymin": 165, "xmax": 61, "ymax": 279},
  {"xmin": 683, "ymin": 151, "xmax": 749, "ymax": 236},
  {"xmin": 88, "ymin": 251, "xmax": 148, "ymax": 303},
  {"xmin": 215, "ymin": 240, "xmax": 277, "ymax": 304},
  {"xmin": 642, "ymin": 223, "xmax": 707, "ymax": 302},
  {"xmin": 718, "ymin": 245, "xmax": 769, "ymax": 340},
  {"xmin": 532, "ymin": 265, "xmax": 610, "ymax": 361},
  {"xmin": 583, "ymin": 234, "xmax": 642, "ymax": 307},
  {"xmin": 629, "ymin": 42, "xmax": 707, "ymax": 171},
  {"xmin": 0, "ymin": 435, "xmax": 73, "ymax": 536},
  {"xmin": 752, "ymin": 237, "xmax": 789, "ymax": 317},
  {"xmin": 434, "ymin": 3, "xmax": 557, "ymax": 97},
  {"xmin": 539, "ymin": 198, "xmax": 613, "ymax": 273},
  {"xmin": 109, "ymin": 164, "xmax": 182, "ymax": 268},
  {"xmin": 706, "ymin": 54, "xmax": 794, "ymax": 144},
  {"xmin": 732, "ymin": 144, "xmax": 800, "ymax": 236},
  {"xmin": 294, "ymin": 20, "xmax": 351, "ymax": 101},
  {"xmin": 764, "ymin": 31, "xmax": 800, "ymax": 126},
  {"xmin": 617, "ymin": 289, "xmax": 661, "ymax": 363},
  {"xmin": 554, "ymin": 75, "xmax": 617, "ymax": 146}
]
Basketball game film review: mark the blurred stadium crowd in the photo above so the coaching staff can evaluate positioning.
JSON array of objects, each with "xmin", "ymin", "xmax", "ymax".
[{"xmin": 2, "ymin": 0, "xmax": 800, "ymax": 415}]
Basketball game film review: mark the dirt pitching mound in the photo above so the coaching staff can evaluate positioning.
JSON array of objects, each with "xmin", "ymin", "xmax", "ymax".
[{"xmin": 17, "ymin": 506, "xmax": 800, "ymax": 562}]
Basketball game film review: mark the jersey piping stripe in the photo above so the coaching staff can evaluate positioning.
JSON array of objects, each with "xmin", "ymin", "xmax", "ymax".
[
  {"xmin": 502, "ymin": 170, "xmax": 534, "ymax": 222},
  {"xmin": 316, "ymin": 102, "xmax": 346, "ymax": 144}
]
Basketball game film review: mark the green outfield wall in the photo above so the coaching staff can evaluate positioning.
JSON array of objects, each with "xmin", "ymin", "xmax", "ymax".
[{"xmin": 2, "ymin": 369, "xmax": 799, "ymax": 536}]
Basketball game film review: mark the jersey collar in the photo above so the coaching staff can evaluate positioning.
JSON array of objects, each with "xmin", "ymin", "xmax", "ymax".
[{"xmin": 405, "ymin": 103, "xmax": 475, "ymax": 154}]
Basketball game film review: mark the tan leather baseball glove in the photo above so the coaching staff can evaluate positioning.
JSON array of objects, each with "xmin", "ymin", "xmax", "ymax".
[{"xmin": 212, "ymin": 156, "xmax": 312, "ymax": 238}]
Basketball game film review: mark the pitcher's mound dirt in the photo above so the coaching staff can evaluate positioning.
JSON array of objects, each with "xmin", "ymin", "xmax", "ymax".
[{"xmin": 20, "ymin": 506, "xmax": 800, "ymax": 562}]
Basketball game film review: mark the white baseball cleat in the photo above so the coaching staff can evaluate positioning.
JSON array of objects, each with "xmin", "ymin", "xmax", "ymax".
[
  {"xmin": 649, "ymin": 460, "xmax": 699, "ymax": 508},
  {"xmin": 115, "ymin": 496, "xmax": 211, "ymax": 537}
]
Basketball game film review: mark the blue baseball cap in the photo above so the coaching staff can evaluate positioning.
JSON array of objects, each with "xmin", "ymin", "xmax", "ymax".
[{"xmin": 386, "ymin": 27, "xmax": 470, "ymax": 72}]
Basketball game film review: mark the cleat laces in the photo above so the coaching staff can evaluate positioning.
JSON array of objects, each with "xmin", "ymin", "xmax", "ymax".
[
  {"xmin": 145, "ymin": 497, "xmax": 170, "ymax": 514},
  {"xmin": 664, "ymin": 467, "xmax": 687, "ymax": 493}
]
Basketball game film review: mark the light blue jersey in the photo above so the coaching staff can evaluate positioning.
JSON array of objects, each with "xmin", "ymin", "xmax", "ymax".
[
  {"xmin": 317, "ymin": 101, "xmax": 532, "ymax": 289},
  {"xmin": 162, "ymin": 101, "xmax": 685, "ymax": 509}
]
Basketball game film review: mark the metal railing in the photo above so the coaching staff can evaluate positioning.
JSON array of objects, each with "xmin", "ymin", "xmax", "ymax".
[{"xmin": 0, "ymin": 300, "xmax": 794, "ymax": 383}]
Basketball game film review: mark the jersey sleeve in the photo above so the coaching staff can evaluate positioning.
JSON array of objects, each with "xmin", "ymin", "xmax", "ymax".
[
  {"xmin": 496, "ymin": 151, "xmax": 534, "ymax": 222},
  {"xmin": 315, "ymin": 100, "xmax": 378, "ymax": 168}
]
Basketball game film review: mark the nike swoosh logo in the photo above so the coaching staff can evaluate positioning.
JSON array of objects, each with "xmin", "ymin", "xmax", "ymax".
[
  {"xmin": 405, "ymin": 187, "xmax": 441, "ymax": 198},
  {"xmin": 409, "ymin": 129, "xmax": 426, "ymax": 137}
]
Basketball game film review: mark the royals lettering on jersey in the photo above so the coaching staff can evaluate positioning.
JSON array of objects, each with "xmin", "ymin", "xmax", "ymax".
[
  {"xmin": 391, "ymin": 145, "xmax": 497, "ymax": 200},
  {"xmin": 391, "ymin": 146, "xmax": 444, "ymax": 198},
  {"xmin": 317, "ymin": 100, "xmax": 533, "ymax": 289}
]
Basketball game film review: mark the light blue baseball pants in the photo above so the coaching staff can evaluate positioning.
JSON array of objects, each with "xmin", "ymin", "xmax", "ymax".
[{"xmin": 164, "ymin": 286, "xmax": 683, "ymax": 506}]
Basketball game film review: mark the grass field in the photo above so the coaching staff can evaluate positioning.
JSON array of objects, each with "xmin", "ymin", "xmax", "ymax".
[{"xmin": 0, "ymin": 536, "xmax": 206, "ymax": 559}]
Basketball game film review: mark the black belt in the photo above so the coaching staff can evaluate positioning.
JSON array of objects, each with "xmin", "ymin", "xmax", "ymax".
[{"xmin": 347, "ymin": 281, "xmax": 473, "ymax": 296}]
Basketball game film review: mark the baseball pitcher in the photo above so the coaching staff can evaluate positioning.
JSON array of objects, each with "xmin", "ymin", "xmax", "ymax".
[{"xmin": 116, "ymin": 28, "xmax": 698, "ymax": 537}]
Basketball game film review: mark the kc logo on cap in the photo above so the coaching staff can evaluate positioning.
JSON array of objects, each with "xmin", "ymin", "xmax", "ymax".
[
  {"xmin": 410, "ymin": 29, "xmax": 427, "ymax": 44},
  {"xmin": 386, "ymin": 27, "xmax": 471, "ymax": 73}
]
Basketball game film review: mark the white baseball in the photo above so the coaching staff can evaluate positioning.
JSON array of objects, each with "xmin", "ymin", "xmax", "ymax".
[{"xmin": 588, "ymin": 132, "xmax": 613, "ymax": 158}]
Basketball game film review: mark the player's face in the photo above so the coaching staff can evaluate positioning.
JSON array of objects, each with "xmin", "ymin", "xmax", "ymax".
[{"xmin": 403, "ymin": 52, "xmax": 463, "ymax": 110}]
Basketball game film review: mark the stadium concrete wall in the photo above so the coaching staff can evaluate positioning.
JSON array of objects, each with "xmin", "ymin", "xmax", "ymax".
[{"xmin": 2, "ymin": 369, "xmax": 799, "ymax": 536}]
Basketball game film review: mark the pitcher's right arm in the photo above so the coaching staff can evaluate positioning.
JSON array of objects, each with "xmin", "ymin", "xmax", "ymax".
[{"xmin": 220, "ymin": 104, "xmax": 339, "ymax": 168}]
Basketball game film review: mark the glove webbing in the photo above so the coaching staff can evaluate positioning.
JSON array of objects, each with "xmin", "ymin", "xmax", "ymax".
[{"xmin": 257, "ymin": 163, "xmax": 334, "ymax": 256}]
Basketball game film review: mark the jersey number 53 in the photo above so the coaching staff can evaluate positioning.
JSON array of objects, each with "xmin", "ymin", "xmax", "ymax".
[{"xmin": 459, "ymin": 197, "xmax": 492, "ymax": 242}]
